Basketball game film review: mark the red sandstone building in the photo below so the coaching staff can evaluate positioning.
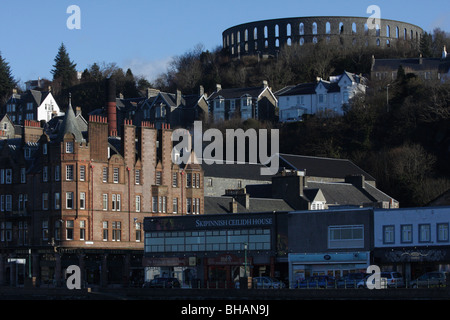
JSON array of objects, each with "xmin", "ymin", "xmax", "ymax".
[{"xmin": 0, "ymin": 80, "xmax": 204, "ymax": 287}]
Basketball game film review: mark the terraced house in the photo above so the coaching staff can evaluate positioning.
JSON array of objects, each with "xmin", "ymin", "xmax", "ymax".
[{"xmin": 0, "ymin": 80, "xmax": 204, "ymax": 288}]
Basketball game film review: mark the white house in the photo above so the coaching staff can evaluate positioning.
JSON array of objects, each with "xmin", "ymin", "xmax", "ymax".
[
  {"xmin": 3, "ymin": 89, "xmax": 62, "ymax": 124},
  {"xmin": 276, "ymin": 71, "xmax": 367, "ymax": 122}
]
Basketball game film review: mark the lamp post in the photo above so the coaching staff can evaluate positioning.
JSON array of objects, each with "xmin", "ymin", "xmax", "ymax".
[{"xmin": 244, "ymin": 243, "xmax": 248, "ymax": 278}]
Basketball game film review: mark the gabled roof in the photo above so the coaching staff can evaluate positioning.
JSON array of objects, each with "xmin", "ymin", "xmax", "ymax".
[
  {"xmin": 372, "ymin": 57, "xmax": 446, "ymax": 72},
  {"xmin": 207, "ymin": 85, "xmax": 268, "ymax": 100}
]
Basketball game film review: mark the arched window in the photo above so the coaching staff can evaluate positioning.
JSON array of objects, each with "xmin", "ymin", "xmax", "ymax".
[
  {"xmin": 387, "ymin": 39, "xmax": 390, "ymax": 47},
  {"xmin": 254, "ymin": 27, "xmax": 258, "ymax": 40},
  {"xmin": 404, "ymin": 28, "xmax": 407, "ymax": 40},
  {"xmin": 287, "ymin": 23, "xmax": 291, "ymax": 36},
  {"xmin": 312, "ymin": 22, "xmax": 318, "ymax": 35},
  {"xmin": 376, "ymin": 38, "xmax": 380, "ymax": 46},
  {"xmin": 313, "ymin": 36, "xmax": 318, "ymax": 44},
  {"xmin": 264, "ymin": 26, "xmax": 268, "ymax": 39},
  {"xmin": 300, "ymin": 37, "xmax": 304, "ymax": 46},
  {"xmin": 376, "ymin": 25, "xmax": 380, "ymax": 37},
  {"xmin": 352, "ymin": 22, "xmax": 357, "ymax": 34},
  {"xmin": 396, "ymin": 27, "xmax": 399, "ymax": 38},
  {"xmin": 386, "ymin": 25, "xmax": 390, "ymax": 38},
  {"xmin": 244, "ymin": 29, "xmax": 248, "ymax": 42},
  {"xmin": 275, "ymin": 24, "xmax": 279, "ymax": 37},
  {"xmin": 326, "ymin": 22, "xmax": 331, "ymax": 34},
  {"xmin": 339, "ymin": 22, "xmax": 344, "ymax": 34},
  {"xmin": 364, "ymin": 24, "xmax": 369, "ymax": 35},
  {"xmin": 299, "ymin": 23, "xmax": 304, "ymax": 35},
  {"xmin": 287, "ymin": 38, "xmax": 292, "ymax": 46},
  {"xmin": 265, "ymin": 40, "xmax": 268, "ymax": 48},
  {"xmin": 275, "ymin": 39, "xmax": 280, "ymax": 47},
  {"xmin": 237, "ymin": 31, "xmax": 240, "ymax": 44},
  {"xmin": 231, "ymin": 33, "xmax": 234, "ymax": 45}
]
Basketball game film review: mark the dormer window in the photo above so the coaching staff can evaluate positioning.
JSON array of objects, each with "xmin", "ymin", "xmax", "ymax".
[
  {"xmin": 24, "ymin": 148, "xmax": 31, "ymax": 159},
  {"xmin": 66, "ymin": 141, "xmax": 74, "ymax": 153},
  {"xmin": 241, "ymin": 95, "xmax": 252, "ymax": 107}
]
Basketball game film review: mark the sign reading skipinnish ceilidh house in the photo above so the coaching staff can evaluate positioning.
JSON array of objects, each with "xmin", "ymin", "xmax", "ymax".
[{"xmin": 144, "ymin": 213, "xmax": 275, "ymax": 232}]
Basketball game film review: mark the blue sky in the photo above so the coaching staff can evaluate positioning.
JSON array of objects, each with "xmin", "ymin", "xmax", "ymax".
[{"xmin": 0, "ymin": 0, "xmax": 449, "ymax": 86}]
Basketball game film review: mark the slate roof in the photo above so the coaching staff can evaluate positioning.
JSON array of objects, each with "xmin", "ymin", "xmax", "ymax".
[
  {"xmin": 372, "ymin": 57, "xmax": 449, "ymax": 72},
  {"xmin": 207, "ymin": 85, "xmax": 268, "ymax": 100},
  {"xmin": 278, "ymin": 153, "xmax": 376, "ymax": 182},
  {"xmin": 201, "ymin": 160, "xmax": 272, "ymax": 181},
  {"xmin": 204, "ymin": 196, "xmax": 294, "ymax": 214}
]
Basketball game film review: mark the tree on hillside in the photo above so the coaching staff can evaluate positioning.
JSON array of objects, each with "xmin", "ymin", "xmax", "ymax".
[
  {"xmin": 0, "ymin": 52, "xmax": 16, "ymax": 105},
  {"xmin": 51, "ymin": 43, "xmax": 78, "ymax": 96}
]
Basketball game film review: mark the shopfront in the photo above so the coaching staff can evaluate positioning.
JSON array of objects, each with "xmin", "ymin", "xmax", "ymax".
[
  {"xmin": 143, "ymin": 212, "xmax": 288, "ymax": 287},
  {"xmin": 288, "ymin": 251, "xmax": 371, "ymax": 284}
]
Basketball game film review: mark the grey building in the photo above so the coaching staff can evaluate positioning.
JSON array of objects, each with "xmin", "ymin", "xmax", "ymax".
[{"xmin": 288, "ymin": 208, "xmax": 374, "ymax": 284}]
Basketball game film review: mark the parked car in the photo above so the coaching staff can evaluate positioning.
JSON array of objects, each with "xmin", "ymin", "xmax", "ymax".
[
  {"xmin": 252, "ymin": 276, "xmax": 285, "ymax": 289},
  {"xmin": 381, "ymin": 272, "xmax": 405, "ymax": 288},
  {"xmin": 410, "ymin": 272, "xmax": 448, "ymax": 288},
  {"xmin": 336, "ymin": 273, "xmax": 367, "ymax": 289},
  {"xmin": 143, "ymin": 277, "xmax": 181, "ymax": 288},
  {"xmin": 357, "ymin": 274, "xmax": 388, "ymax": 289},
  {"xmin": 293, "ymin": 276, "xmax": 336, "ymax": 289}
]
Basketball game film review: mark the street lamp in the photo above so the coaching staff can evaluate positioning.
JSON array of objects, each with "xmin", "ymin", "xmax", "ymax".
[{"xmin": 244, "ymin": 243, "xmax": 248, "ymax": 278}]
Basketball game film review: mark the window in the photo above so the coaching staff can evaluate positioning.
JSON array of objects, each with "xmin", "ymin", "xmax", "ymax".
[
  {"xmin": 43, "ymin": 166, "xmax": 48, "ymax": 182},
  {"xmin": 55, "ymin": 165, "xmax": 60, "ymax": 181},
  {"xmin": 383, "ymin": 225, "xmax": 395, "ymax": 244},
  {"xmin": 66, "ymin": 141, "xmax": 74, "ymax": 153},
  {"xmin": 18, "ymin": 194, "xmax": 24, "ymax": 211},
  {"xmin": 1, "ymin": 222, "xmax": 12, "ymax": 242},
  {"xmin": 80, "ymin": 165, "xmax": 85, "ymax": 181},
  {"xmin": 5, "ymin": 169, "xmax": 12, "ymax": 184},
  {"xmin": 112, "ymin": 194, "xmax": 121, "ymax": 211},
  {"xmin": 113, "ymin": 168, "xmax": 119, "ymax": 183},
  {"xmin": 136, "ymin": 196, "xmax": 141, "ymax": 212},
  {"xmin": 196, "ymin": 174, "xmax": 200, "ymax": 188},
  {"xmin": 102, "ymin": 167, "xmax": 108, "ymax": 183},
  {"xmin": 42, "ymin": 221, "xmax": 49, "ymax": 241},
  {"xmin": 328, "ymin": 225, "xmax": 364, "ymax": 248},
  {"xmin": 152, "ymin": 196, "xmax": 157, "ymax": 213},
  {"xmin": 102, "ymin": 222, "xmax": 108, "ymax": 241},
  {"xmin": 438, "ymin": 223, "xmax": 449, "ymax": 242},
  {"xmin": 66, "ymin": 165, "xmax": 74, "ymax": 181},
  {"xmin": 112, "ymin": 222, "xmax": 121, "ymax": 241},
  {"xmin": 80, "ymin": 221, "xmax": 86, "ymax": 240},
  {"xmin": 66, "ymin": 220, "xmax": 74, "ymax": 240},
  {"xmin": 186, "ymin": 173, "xmax": 192, "ymax": 188},
  {"xmin": 43, "ymin": 143, "xmax": 47, "ymax": 155},
  {"xmin": 401, "ymin": 225, "xmax": 412, "ymax": 243},
  {"xmin": 42, "ymin": 193, "xmax": 49, "ymax": 210},
  {"xmin": 419, "ymin": 224, "xmax": 431, "ymax": 243},
  {"xmin": 102, "ymin": 194, "xmax": 108, "ymax": 210},
  {"xmin": 5, "ymin": 195, "xmax": 12, "ymax": 212},
  {"xmin": 156, "ymin": 171, "xmax": 162, "ymax": 185},
  {"xmin": 66, "ymin": 192, "xmax": 74, "ymax": 209},
  {"xmin": 55, "ymin": 193, "xmax": 60, "ymax": 210},
  {"xmin": 135, "ymin": 222, "xmax": 141, "ymax": 242},
  {"xmin": 135, "ymin": 170, "xmax": 140, "ymax": 185},
  {"xmin": 20, "ymin": 168, "xmax": 26, "ymax": 183},
  {"xmin": 172, "ymin": 172, "xmax": 178, "ymax": 187},
  {"xmin": 173, "ymin": 198, "xmax": 178, "ymax": 214},
  {"xmin": 1, "ymin": 195, "xmax": 4, "ymax": 212},
  {"xmin": 186, "ymin": 198, "xmax": 192, "ymax": 214},
  {"xmin": 80, "ymin": 192, "xmax": 86, "ymax": 210},
  {"xmin": 208, "ymin": 178, "xmax": 213, "ymax": 187}
]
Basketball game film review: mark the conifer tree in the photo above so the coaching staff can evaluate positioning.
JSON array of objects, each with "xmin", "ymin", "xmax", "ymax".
[
  {"xmin": 0, "ymin": 52, "xmax": 16, "ymax": 105},
  {"xmin": 51, "ymin": 43, "xmax": 77, "ymax": 92}
]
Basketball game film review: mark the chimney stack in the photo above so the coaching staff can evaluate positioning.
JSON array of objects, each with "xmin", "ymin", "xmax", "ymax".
[{"xmin": 107, "ymin": 77, "xmax": 117, "ymax": 136}]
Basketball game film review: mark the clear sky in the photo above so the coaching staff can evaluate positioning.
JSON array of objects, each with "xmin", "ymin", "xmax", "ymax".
[{"xmin": 0, "ymin": 0, "xmax": 449, "ymax": 86}]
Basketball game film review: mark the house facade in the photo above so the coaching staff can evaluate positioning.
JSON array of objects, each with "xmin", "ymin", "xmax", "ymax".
[
  {"xmin": 373, "ymin": 206, "xmax": 450, "ymax": 283},
  {"xmin": 0, "ymin": 91, "xmax": 204, "ymax": 287},
  {"xmin": 277, "ymin": 72, "xmax": 367, "ymax": 121},
  {"xmin": 3, "ymin": 89, "xmax": 62, "ymax": 124},
  {"xmin": 207, "ymin": 81, "xmax": 277, "ymax": 122}
]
